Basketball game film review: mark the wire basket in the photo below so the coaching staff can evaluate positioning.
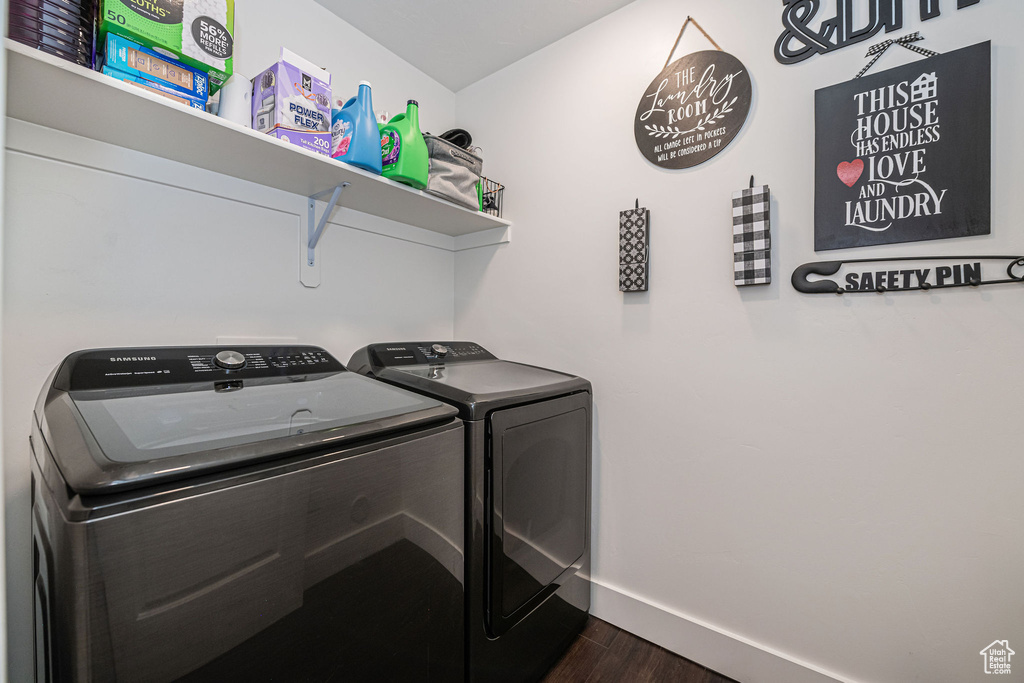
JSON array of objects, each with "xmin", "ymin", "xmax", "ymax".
[{"xmin": 480, "ymin": 177, "xmax": 504, "ymax": 218}]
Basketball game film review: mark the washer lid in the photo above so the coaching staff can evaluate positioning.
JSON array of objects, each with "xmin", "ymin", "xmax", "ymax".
[
  {"xmin": 378, "ymin": 360, "xmax": 590, "ymax": 420},
  {"xmin": 38, "ymin": 347, "xmax": 457, "ymax": 494}
]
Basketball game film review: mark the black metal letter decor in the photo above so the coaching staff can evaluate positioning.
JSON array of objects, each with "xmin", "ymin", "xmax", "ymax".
[
  {"xmin": 814, "ymin": 41, "xmax": 991, "ymax": 251},
  {"xmin": 733, "ymin": 183, "xmax": 771, "ymax": 286},
  {"xmin": 620, "ymin": 202, "xmax": 650, "ymax": 292},
  {"xmin": 775, "ymin": 0, "xmax": 984, "ymax": 65}
]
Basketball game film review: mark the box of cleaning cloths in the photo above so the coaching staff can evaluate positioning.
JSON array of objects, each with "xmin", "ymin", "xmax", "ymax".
[{"xmin": 99, "ymin": 0, "xmax": 233, "ymax": 92}]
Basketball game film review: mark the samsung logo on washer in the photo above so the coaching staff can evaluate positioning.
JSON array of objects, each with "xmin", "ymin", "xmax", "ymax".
[
  {"xmin": 109, "ymin": 356, "xmax": 158, "ymax": 362},
  {"xmin": 385, "ymin": 347, "xmax": 407, "ymax": 351}
]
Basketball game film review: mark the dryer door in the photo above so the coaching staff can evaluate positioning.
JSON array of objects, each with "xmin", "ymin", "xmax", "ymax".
[{"xmin": 486, "ymin": 392, "xmax": 590, "ymax": 637}]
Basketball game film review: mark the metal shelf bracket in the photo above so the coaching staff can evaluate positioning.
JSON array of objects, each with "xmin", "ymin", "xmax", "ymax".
[{"xmin": 307, "ymin": 183, "xmax": 350, "ymax": 267}]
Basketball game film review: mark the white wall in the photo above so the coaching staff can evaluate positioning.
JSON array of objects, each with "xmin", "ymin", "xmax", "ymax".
[
  {"xmin": 455, "ymin": 1, "xmax": 1024, "ymax": 682},
  {"xmin": 0, "ymin": 0, "xmax": 8, "ymax": 676},
  {"xmin": 2, "ymin": 1, "xmax": 458, "ymax": 679},
  {"xmin": 7, "ymin": 1, "xmax": 1022, "ymax": 681}
]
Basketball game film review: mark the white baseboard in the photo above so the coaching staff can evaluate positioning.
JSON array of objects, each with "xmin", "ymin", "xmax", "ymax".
[{"xmin": 590, "ymin": 579, "xmax": 856, "ymax": 683}]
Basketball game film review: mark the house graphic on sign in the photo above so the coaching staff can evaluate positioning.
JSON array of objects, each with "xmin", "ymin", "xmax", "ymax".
[
  {"xmin": 980, "ymin": 640, "xmax": 1014, "ymax": 674},
  {"xmin": 911, "ymin": 72, "xmax": 938, "ymax": 102}
]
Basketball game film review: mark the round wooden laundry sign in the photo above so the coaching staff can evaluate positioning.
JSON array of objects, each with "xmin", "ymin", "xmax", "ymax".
[{"xmin": 634, "ymin": 50, "xmax": 752, "ymax": 169}]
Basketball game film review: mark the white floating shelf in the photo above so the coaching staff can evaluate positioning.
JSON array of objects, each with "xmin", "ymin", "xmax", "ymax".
[{"xmin": 4, "ymin": 40, "xmax": 511, "ymax": 238}]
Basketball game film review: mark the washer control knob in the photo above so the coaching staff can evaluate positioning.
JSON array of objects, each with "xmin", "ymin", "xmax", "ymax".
[
  {"xmin": 214, "ymin": 350, "xmax": 246, "ymax": 370},
  {"xmin": 431, "ymin": 344, "xmax": 449, "ymax": 357}
]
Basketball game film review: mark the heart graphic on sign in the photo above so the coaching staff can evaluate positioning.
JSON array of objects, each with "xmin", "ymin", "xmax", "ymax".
[{"xmin": 836, "ymin": 159, "xmax": 864, "ymax": 187}]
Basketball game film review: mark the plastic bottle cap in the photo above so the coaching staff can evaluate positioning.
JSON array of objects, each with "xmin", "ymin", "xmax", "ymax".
[
  {"xmin": 359, "ymin": 80, "xmax": 372, "ymax": 88},
  {"xmin": 408, "ymin": 99, "xmax": 418, "ymax": 106}
]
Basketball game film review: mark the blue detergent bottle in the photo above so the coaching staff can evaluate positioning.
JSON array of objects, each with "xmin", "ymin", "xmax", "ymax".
[{"xmin": 331, "ymin": 80, "xmax": 383, "ymax": 174}]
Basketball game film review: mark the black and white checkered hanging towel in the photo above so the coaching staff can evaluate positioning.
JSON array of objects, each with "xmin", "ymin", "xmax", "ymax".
[
  {"xmin": 619, "ymin": 204, "xmax": 650, "ymax": 292},
  {"xmin": 732, "ymin": 185, "xmax": 771, "ymax": 286}
]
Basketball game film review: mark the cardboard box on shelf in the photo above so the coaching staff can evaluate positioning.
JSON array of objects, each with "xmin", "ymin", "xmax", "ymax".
[
  {"xmin": 252, "ymin": 48, "xmax": 332, "ymax": 157},
  {"xmin": 104, "ymin": 32, "xmax": 209, "ymax": 100},
  {"xmin": 101, "ymin": 65, "xmax": 206, "ymax": 110},
  {"xmin": 99, "ymin": 0, "xmax": 233, "ymax": 92}
]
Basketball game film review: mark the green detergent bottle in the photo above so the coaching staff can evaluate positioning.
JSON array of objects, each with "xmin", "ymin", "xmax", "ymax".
[{"xmin": 380, "ymin": 100, "xmax": 428, "ymax": 189}]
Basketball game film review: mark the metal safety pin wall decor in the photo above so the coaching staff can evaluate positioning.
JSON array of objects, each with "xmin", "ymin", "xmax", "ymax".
[{"xmin": 791, "ymin": 256, "xmax": 1024, "ymax": 294}]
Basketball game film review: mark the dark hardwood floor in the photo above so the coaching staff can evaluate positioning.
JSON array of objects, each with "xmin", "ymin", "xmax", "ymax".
[{"xmin": 541, "ymin": 618, "xmax": 739, "ymax": 683}]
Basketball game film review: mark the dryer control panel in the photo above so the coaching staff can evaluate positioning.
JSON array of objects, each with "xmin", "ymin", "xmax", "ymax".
[
  {"xmin": 367, "ymin": 342, "xmax": 496, "ymax": 367},
  {"xmin": 55, "ymin": 346, "xmax": 346, "ymax": 391}
]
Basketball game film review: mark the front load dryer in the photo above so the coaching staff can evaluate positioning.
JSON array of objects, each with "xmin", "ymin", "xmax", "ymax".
[{"xmin": 348, "ymin": 341, "xmax": 592, "ymax": 683}]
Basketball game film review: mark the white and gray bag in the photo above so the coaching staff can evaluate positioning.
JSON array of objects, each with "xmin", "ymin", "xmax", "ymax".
[{"xmin": 424, "ymin": 135, "xmax": 483, "ymax": 210}]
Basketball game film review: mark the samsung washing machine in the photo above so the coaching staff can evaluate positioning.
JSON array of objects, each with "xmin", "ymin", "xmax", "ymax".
[
  {"xmin": 348, "ymin": 342, "xmax": 592, "ymax": 683},
  {"xmin": 31, "ymin": 345, "xmax": 465, "ymax": 683}
]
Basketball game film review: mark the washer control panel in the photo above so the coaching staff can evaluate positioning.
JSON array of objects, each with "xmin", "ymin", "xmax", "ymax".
[
  {"xmin": 213, "ymin": 350, "xmax": 247, "ymax": 369},
  {"xmin": 58, "ymin": 346, "xmax": 345, "ymax": 391},
  {"xmin": 369, "ymin": 342, "xmax": 496, "ymax": 367}
]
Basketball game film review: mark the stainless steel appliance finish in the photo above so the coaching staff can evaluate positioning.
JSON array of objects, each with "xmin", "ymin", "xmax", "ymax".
[
  {"xmin": 348, "ymin": 342, "xmax": 592, "ymax": 683},
  {"xmin": 32, "ymin": 346, "xmax": 465, "ymax": 682}
]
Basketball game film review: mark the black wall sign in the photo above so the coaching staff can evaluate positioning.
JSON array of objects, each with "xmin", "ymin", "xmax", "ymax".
[
  {"xmin": 634, "ymin": 50, "xmax": 751, "ymax": 169},
  {"xmin": 775, "ymin": 0, "xmax": 983, "ymax": 65},
  {"xmin": 814, "ymin": 41, "xmax": 990, "ymax": 251}
]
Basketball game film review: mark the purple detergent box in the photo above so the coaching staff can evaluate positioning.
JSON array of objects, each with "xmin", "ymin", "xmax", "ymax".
[{"xmin": 253, "ymin": 48, "xmax": 332, "ymax": 156}]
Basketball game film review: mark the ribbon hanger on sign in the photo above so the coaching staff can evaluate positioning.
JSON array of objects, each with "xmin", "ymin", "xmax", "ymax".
[
  {"xmin": 855, "ymin": 32, "xmax": 940, "ymax": 78},
  {"xmin": 662, "ymin": 16, "xmax": 723, "ymax": 69}
]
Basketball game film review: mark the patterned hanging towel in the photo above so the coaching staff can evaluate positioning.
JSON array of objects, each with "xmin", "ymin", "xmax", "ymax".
[
  {"xmin": 732, "ymin": 184, "xmax": 771, "ymax": 286},
  {"xmin": 620, "ymin": 203, "xmax": 650, "ymax": 292}
]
